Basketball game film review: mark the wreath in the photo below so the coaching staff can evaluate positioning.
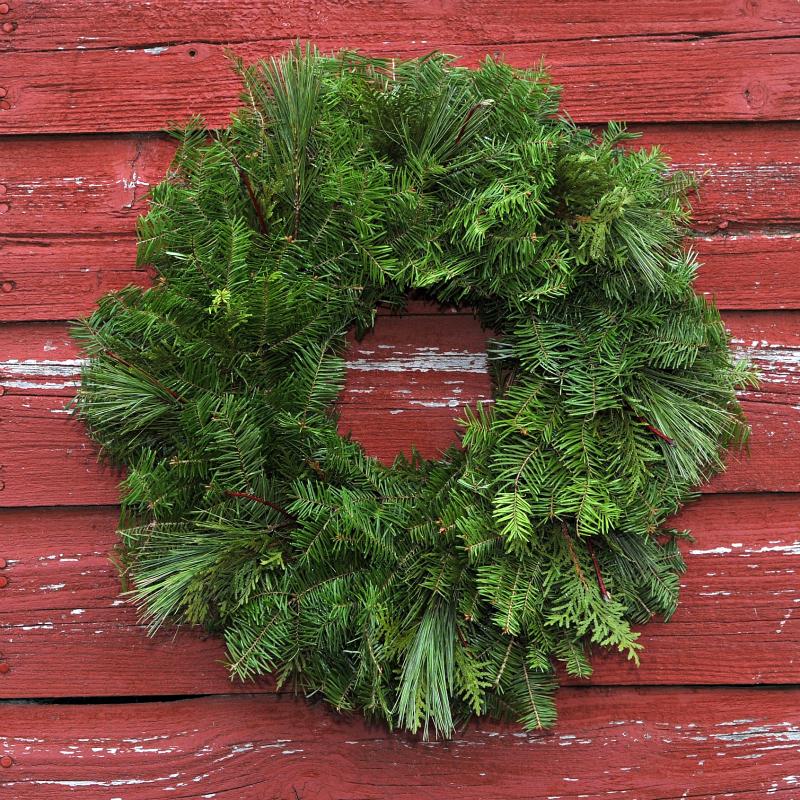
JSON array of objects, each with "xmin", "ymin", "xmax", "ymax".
[{"xmin": 73, "ymin": 45, "xmax": 753, "ymax": 738}]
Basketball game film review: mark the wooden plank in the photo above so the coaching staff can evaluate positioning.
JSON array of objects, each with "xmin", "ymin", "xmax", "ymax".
[
  {"xmin": 1, "ymin": 310, "xmax": 798, "ymax": 504},
  {"xmin": 10, "ymin": 0, "xmax": 800, "ymax": 53},
  {"xmin": 2, "ymin": 126, "xmax": 799, "ymax": 323},
  {"xmin": 2, "ymin": 32, "xmax": 800, "ymax": 133},
  {"xmin": 0, "ymin": 235, "xmax": 148, "ymax": 322},
  {"xmin": 693, "ymin": 233, "xmax": 800, "ymax": 310},
  {"xmin": 0, "ymin": 505, "xmax": 271, "ymax": 697},
  {"xmin": 0, "ymin": 494, "xmax": 797, "ymax": 698},
  {"xmin": 572, "ymin": 493, "xmax": 800, "ymax": 686},
  {"xmin": 2, "ymin": 126, "xmax": 799, "ymax": 236},
  {"xmin": 3, "ymin": 231, "xmax": 798, "ymax": 322},
  {"xmin": 1, "ymin": 688, "xmax": 799, "ymax": 799},
  {"xmin": 0, "ymin": 136, "xmax": 173, "ymax": 235},
  {"xmin": 635, "ymin": 124, "xmax": 800, "ymax": 231}
]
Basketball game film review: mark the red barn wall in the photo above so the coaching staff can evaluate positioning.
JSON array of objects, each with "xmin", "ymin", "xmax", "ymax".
[{"xmin": 1, "ymin": 2, "xmax": 799, "ymax": 798}]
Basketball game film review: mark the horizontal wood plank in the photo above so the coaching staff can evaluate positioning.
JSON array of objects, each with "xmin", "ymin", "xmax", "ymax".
[
  {"xmin": 10, "ymin": 0, "xmax": 800, "ymax": 53},
  {"xmin": 1, "ymin": 688, "xmax": 799, "ymax": 799},
  {"xmin": 2, "ymin": 126, "xmax": 799, "ymax": 235},
  {"xmin": 0, "ymin": 494, "xmax": 797, "ymax": 698},
  {"xmin": 693, "ymin": 232, "xmax": 800, "ymax": 310},
  {"xmin": 0, "ymin": 506, "xmax": 270, "ymax": 697},
  {"xmin": 3, "ymin": 232, "xmax": 798, "ymax": 322},
  {"xmin": 1, "ymin": 126, "xmax": 799, "ymax": 322},
  {"xmin": 2, "ymin": 3, "xmax": 800, "ymax": 132},
  {"xmin": 1, "ymin": 310, "xmax": 798, "ymax": 505}
]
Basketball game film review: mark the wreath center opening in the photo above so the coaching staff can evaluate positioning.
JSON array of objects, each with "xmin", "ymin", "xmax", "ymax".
[{"xmin": 338, "ymin": 299, "xmax": 493, "ymax": 465}]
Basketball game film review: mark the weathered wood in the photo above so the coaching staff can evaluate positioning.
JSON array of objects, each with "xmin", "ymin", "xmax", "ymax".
[
  {"xmin": 1, "ymin": 310, "xmax": 797, "ymax": 504},
  {"xmin": 0, "ymin": 505, "xmax": 270, "ymax": 698},
  {"xmin": 2, "ymin": 3, "xmax": 800, "ymax": 133},
  {"xmin": 0, "ymin": 235, "xmax": 147, "ymax": 323},
  {"xmin": 693, "ymin": 233, "xmax": 800, "ymax": 310},
  {"xmin": 11, "ymin": 0, "xmax": 800, "ymax": 52},
  {"xmin": 2, "ymin": 126, "xmax": 799, "ymax": 234},
  {"xmin": 0, "ymin": 494, "xmax": 797, "ymax": 698},
  {"xmin": 2, "ymin": 126, "xmax": 799, "ymax": 323},
  {"xmin": 3, "ymin": 232, "xmax": 798, "ymax": 322},
  {"xmin": 1, "ymin": 688, "xmax": 799, "ymax": 799}
]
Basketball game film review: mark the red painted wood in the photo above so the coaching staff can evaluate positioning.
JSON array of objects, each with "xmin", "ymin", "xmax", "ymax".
[
  {"xmin": 1, "ymin": 310, "xmax": 798, "ymax": 504},
  {"xmin": 0, "ymin": 495, "xmax": 797, "ymax": 698},
  {"xmin": 0, "ymin": 235, "xmax": 148, "ymax": 323},
  {"xmin": 635, "ymin": 124, "xmax": 800, "ymax": 231},
  {"xmin": 2, "ymin": 34, "xmax": 800, "ymax": 134},
  {"xmin": 1, "ymin": 311, "xmax": 799, "ymax": 504},
  {"xmin": 694, "ymin": 233, "xmax": 800, "ymax": 310},
  {"xmin": 10, "ymin": 0, "xmax": 800, "ymax": 52},
  {"xmin": 0, "ymin": 506, "xmax": 270, "ymax": 698},
  {"xmin": 2, "ymin": 127, "xmax": 798, "ymax": 235},
  {"xmin": 2, "ymin": 127, "xmax": 799, "ymax": 323},
  {"xmin": 1, "ymin": 688, "xmax": 799, "ymax": 799},
  {"xmin": 2, "ymin": 232, "xmax": 797, "ymax": 322},
  {"xmin": 0, "ymin": 136, "xmax": 173, "ymax": 235}
]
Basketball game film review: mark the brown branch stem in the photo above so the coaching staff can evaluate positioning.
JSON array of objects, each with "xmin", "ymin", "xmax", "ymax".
[
  {"xmin": 587, "ymin": 539, "xmax": 611, "ymax": 602},
  {"xmin": 224, "ymin": 490, "xmax": 296, "ymax": 521}
]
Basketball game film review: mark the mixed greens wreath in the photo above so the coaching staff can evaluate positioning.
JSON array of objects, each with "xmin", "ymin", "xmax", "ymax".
[{"xmin": 73, "ymin": 46, "xmax": 753, "ymax": 738}]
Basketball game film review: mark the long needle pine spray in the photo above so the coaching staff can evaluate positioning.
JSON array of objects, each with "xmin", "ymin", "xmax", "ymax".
[{"xmin": 73, "ymin": 46, "xmax": 754, "ymax": 738}]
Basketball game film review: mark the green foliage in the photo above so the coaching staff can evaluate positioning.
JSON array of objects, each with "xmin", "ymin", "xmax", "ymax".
[{"xmin": 72, "ymin": 45, "xmax": 754, "ymax": 738}]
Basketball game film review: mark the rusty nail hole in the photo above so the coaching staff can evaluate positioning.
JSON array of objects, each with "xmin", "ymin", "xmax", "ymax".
[
  {"xmin": 1, "ymin": 21, "xmax": 15, "ymax": 32},
  {"xmin": 188, "ymin": 48, "xmax": 197, "ymax": 57},
  {"xmin": 0, "ymin": 4, "xmax": 9, "ymax": 14},
  {"xmin": 0, "ymin": 663, "xmax": 9, "ymax": 675},
  {"xmin": 0, "ymin": 203, "xmax": 9, "ymax": 213},
  {"xmin": 0, "ymin": 101, "xmax": 9, "ymax": 111},
  {"xmin": 0, "ymin": 756, "xmax": 12, "ymax": 768},
  {"xmin": 0, "ymin": 576, "xmax": 8, "ymax": 589},
  {"xmin": 0, "ymin": 557, "xmax": 6, "ymax": 568},
  {"xmin": 1, "ymin": 281, "xmax": 13, "ymax": 293}
]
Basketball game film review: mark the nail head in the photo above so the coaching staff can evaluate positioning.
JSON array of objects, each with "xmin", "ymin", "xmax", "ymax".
[
  {"xmin": 0, "ymin": 756, "xmax": 13, "ymax": 768},
  {"xmin": 0, "ymin": 101, "xmax": 9, "ymax": 111},
  {"xmin": 0, "ymin": 203, "xmax": 9, "ymax": 213},
  {"xmin": 1, "ymin": 281, "xmax": 13, "ymax": 293},
  {"xmin": 2, "ymin": 21, "xmax": 15, "ymax": 32},
  {"xmin": 0, "ymin": 576, "xmax": 8, "ymax": 588},
  {"xmin": 0, "ymin": 663, "xmax": 9, "ymax": 674},
  {"xmin": 0, "ymin": 557, "xmax": 6, "ymax": 568},
  {"xmin": 0, "ymin": 4, "xmax": 9, "ymax": 13}
]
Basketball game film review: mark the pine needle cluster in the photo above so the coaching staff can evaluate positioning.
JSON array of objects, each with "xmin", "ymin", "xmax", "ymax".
[{"xmin": 72, "ymin": 45, "xmax": 754, "ymax": 738}]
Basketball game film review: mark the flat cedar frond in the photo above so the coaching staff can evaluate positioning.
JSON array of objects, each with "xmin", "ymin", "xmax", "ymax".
[{"xmin": 72, "ymin": 46, "xmax": 752, "ymax": 739}]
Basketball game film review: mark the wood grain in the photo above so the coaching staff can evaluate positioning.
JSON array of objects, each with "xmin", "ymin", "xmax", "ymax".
[
  {"xmin": 10, "ymin": 0, "xmax": 800, "ymax": 52},
  {"xmin": 2, "ymin": 2, "xmax": 800, "ymax": 133},
  {"xmin": 2, "ymin": 126, "xmax": 799, "ymax": 234},
  {"xmin": 0, "ymin": 494, "xmax": 797, "ymax": 698},
  {"xmin": 693, "ymin": 233, "xmax": 800, "ymax": 310},
  {"xmin": 1, "ymin": 310, "xmax": 798, "ymax": 505},
  {"xmin": 1, "ymin": 688, "xmax": 799, "ymax": 799},
  {"xmin": 3, "ymin": 232, "xmax": 798, "ymax": 322}
]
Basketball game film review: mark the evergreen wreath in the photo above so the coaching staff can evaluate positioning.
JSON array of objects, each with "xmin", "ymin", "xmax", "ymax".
[{"xmin": 73, "ymin": 45, "xmax": 754, "ymax": 738}]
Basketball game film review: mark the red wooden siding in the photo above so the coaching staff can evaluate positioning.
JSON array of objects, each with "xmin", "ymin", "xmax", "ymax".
[{"xmin": 1, "ymin": 2, "xmax": 799, "ymax": 797}]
